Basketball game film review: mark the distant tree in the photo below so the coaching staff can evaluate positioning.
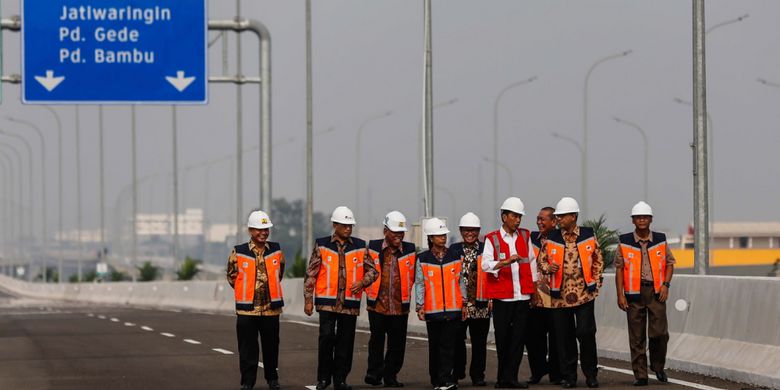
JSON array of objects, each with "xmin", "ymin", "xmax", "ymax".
[
  {"xmin": 264, "ymin": 198, "xmax": 330, "ymax": 259},
  {"xmin": 286, "ymin": 248, "xmax": 308, "ymax": 278},
  {"xmin": 583, "ymin": 215, "xmax": 619, "ymax": 269},
  {"xmin": 109, "ymin": 268, "xmax": 130, "ymax": 282},
  {"xmin": 137, "ymin": 261, "xmax": 160, "ymax": 282},
  {"xmin": 68, "ymin": 270, "xmax": 98, "ymax": 283},
  {"xmin": 35, "ymin": 267, "xmax": 58, "ymax": 283},
  {"xmin": 768, "ymin": 259, "xmax": 780, "ymax": 277},
  {"xmin": 177, "ymin": 256, "xmax": 201, "ymax": 280}
]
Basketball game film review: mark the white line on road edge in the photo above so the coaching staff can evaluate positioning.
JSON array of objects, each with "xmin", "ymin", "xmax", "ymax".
[
  {"xmin": 124, "ymin": 322, "xmax": 135, "ymax": 327},
  {"xmin": 183, "ymin": 339, "xmax": 201, "ymax": 345},
  {"xmin": 110, "ymin": 318, "xmax": 119, "ymax": 322},
  {"xmin": 141, "ymin": 326, "xmax": 154, "ymax": 331},
  {"xmin": 282, "ymin": 320, "xmax": 725, "ymax": 390},
  {"xmin": 97, "ymin": 315, "xmax": 106, "ymax": 319},
  {"xmin": 160, "ymin": 332, "xmax": 175, "ymax": 337},
  {"xmin": 212, "ymin": 348, "xmax": 234, "ymax": 355},
  {"xmin": 597, "ymin": 365, "xmax": 725, "ymax": 390}
]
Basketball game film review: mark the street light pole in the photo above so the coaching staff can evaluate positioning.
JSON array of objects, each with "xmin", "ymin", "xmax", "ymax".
[
  {"xmin": 5, "ymin": 117, "xmax": 48, "ymax": 281},
  {"xmin": 75, "ymin": 107, "xmax": 83, "ymax": 282},
  {"xmin": 0, "ymin": 131, "xmax": 35, "ymax": 280},
  {"xmin": 131, "ymin": 106, "xmax": 138, "ymax": 282},
  {"xmin": 693, "ymin": 0, "xmax": 709, "ymax": 275},
  {"xmin": 171, "ymin": 107, "xmax": 180, "ymax": 272},
  {"xmin": 492, "ymin": 76, "xmax": 537, "ymax": 211},
  {"xmin": 583, "ymin": 50, "xmax": 632, "ymax": 218},
  {"xmin": 305, "ymin": 0, "xmax": 314, "ymax": 257},
  {"xmin": 41, "ymin": 107, "xmax": 64, "ymax": 282},
  {"xmin": 483, "ymin": 157, "xmax": 513, "ymax": 196},
  {"xmin": 422, "ymin": 0, "xmax": 434, "ymax": 218},
  {"xmin": 98, "ymin": 106, "xmax": 106, "ymax": 265},
  {"xmin": 613, "ymin": 117, "xmax": 649, "ymax": 201},
  {"xmin": 356, "ymin": 111, "xmax": 393, "ymax": 222},
  {"xmin": 417, "ymin": 98, "xmax": 458, "ymax": 217}
]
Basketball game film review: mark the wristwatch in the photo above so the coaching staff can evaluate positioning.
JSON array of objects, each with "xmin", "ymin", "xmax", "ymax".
[{"xmin": 662, "ymin": 282, "xmax": 671, "ymax": 288}]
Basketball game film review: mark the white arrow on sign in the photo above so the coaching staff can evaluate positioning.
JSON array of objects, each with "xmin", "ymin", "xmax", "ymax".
[
  {"xmin": 165, "ymin": 71, "xmax": 196, "ymax": 92},
  {"xmin": 34, "ymin": 70, "xmax": 65, "ymax": 92}
]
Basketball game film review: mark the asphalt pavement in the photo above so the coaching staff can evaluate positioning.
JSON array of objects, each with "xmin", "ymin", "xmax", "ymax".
[{"xmin": 0, "ymin": 289, "xmax": 752, "ymax": 390}]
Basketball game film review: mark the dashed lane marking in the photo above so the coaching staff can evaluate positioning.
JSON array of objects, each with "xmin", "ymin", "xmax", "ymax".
[
  {"xmin": 124, "ymin": 322, "xmax": 135, "ymax": 327},
  {"xmin": 183, "ymin": 339, "xmax": 201, "ymax": 345},
  {"xmin": 160, "ymin": 332, "xmax": 175, "ymax": 338},
  {"xmin": 212, "ymin": 348, "xmax": 234, "ymax": 355},
  {"xmin": 110, "ymin": 318, "xmax": 119, "ymax": 322},
  {"xmin": 141, "ymin": 326, "xmax": 154, "ymax": 331},
  {"xmin": 97, "ymin": 315, "xmax": 106, "ymax": 319}
]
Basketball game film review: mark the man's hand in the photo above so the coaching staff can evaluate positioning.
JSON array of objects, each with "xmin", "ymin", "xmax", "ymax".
[
  {"xmin": 658, "ymin": 285, "xmax": 669, "ymax": 303},
  {"xmin": 304, "ymin": 301, "xmax": 314, "ymax": 316},
  {"xmin": 529, "ymin": 292, "xmax": 541, "ymax": 308},
  {"xmin": 488, "ymin": 300, "xmax": 493, "ymax": 314},
  {"xmin": 417, "ymin": 308, "xmax": 425, "ymax": 321},
  {"xmin": 462, "ymin": 306, "xmax": 468, "ymax": 321},
  {"xmin": 548, "ymin": 263, "xmax": 560, "ymax": 273},
  {"xmin": 617, "ymin": 294, "xmax": 628, "ymax": 311},
  {"xmin": 349, "ymin": 281, "xmax": 364, "ymax": 295}
]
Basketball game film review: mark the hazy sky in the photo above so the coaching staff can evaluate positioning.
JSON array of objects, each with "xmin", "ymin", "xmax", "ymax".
[{"xmin": 1, "ymin": 0, "xmax": 779, "ymax": 244}]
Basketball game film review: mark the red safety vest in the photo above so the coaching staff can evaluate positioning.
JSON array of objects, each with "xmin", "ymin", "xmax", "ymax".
[
  {"xmin": 618, "ymin": 232, "xmax": 668, "ymax": 301},
  {"xmin": 418, "ymin": 247, "xmax": 462, "ymax": 321},
  {"xmin": 545, "ymin": 227, "xmax": 598, "ymax": 299},
  {"xmin": 365, "ymin": 240, "xmax": 417, "ymax": 311},
  {"xmin": 233, "ymin": 242, "xmax": 284, "ymax": 311},
  {"xmin": 313, "ymin": 236, "xmax": 367, "ymax": 309},
  {"xmin": 483, "ymin": 228, "xmax": 536, "ymax": 299}
]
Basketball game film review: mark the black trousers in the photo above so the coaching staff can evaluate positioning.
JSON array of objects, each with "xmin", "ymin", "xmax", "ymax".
[
  {"xmin": 551, "ymin": 300, "xmax": 598, "ymax": 383},
  {"xmin": 491, "ymin": 299, "xmax": 530, "ymax": 384},
  {"xmin": 318, "ymin": 311, "xmax": 357, "ymax": 384},
  {"xmin": 426, "ymin": 319, "xmax": 461, "ymax": 387},
  {"xmin": 526, "ymin": 307, "xmax": 562, "ymax": 381},
  {"xmin": 366, "ymin": 311, "xmax": 409, "ymax": 381},
  {"xmin": 454, "ymin": 317, "xmax": 491, "ymax": 381},
  {"xmin": 236, "ymin": 315, "xmax": 280, "ymax": 387}
]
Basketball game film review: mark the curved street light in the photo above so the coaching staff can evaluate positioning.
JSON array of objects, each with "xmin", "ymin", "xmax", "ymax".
[
  {"xmin": 551, "ymin": 132, "xmax": 584, "ymax": 202},
  {"xmin": 583, "ymin": 50, "xmax": 632, "ymax": 218},
  {"xmin": 492, "ymin": 77, "xmax": 537, "ymax": 211},
  {"xmin": 706, "ymin": 14, "xmax": 749, "ymax": 35},
  {"xmin": 0, "ymin": 132, "xmax": 35, "ymax": 281},
  {"xmin": 613, "ymin": 117, "xmax": 649, "ymax": 201},
  {"xmin": 355, "ymin": 110, "xmax": 394, "ymax": 222},
  {"xmin": 483, "ymin": 156, "xmax": 513, "ymax": 197},
  {"xmin": 41, "ymin": 107, "xmax": 64, "ymax": 283},
  {"xmin": 418, "ymin": 98, "xmax": 458, "ymax": 217}
]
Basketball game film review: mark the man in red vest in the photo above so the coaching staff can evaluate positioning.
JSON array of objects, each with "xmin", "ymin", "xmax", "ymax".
[
  {"xmin": 615, "ymin": 201, "xmax": 675, "ymax": 386},
  {"xmin": 481, "ymin": 197, "xmax": 537, "ymax": 389},
  {"xmin": 226, "ymin": 210, "xmax": 285, "ymax": 390}
]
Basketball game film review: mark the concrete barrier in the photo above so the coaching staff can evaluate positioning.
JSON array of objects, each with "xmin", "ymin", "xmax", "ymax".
[{"xmin": 1, "ymin": 274, "xmax": 778, "ymax": 388}]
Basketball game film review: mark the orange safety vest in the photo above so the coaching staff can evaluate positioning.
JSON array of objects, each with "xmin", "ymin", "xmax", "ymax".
[
  {"xmin": 545, "ymin": 227, "xmax": 598, "ymax": 299},
  {"xmin": 365, "ymin": 240, "xmax": 417, "ymax": 311},
  {"xmin": 483, "ymin": 228, "xmax": 536, "ymax": 298},
  {"xmin": 418, "ymin": 247, "xmax": 463, "ymax": 321},
  {"xmin": 234, "ymin": 242, "xmax": 284, "ymax": 311},
  {"xmin": 618, "ymin": 232, "xmax": 668, "ymax": 301},
  {"xmin": 451, "ymin": 241, "xmax": 488, "ymax": 307},
  {"xmin": 530, "ymin": 231, "xmax": 544, "ymax": 259},
  {"xmin": 313, "ymin": 236, "xmax": 367, "ymax": 309}
]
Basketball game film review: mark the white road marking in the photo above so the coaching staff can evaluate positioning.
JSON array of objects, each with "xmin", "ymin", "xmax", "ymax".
[
  {"xmin": 305, "ymin": 386, "xmax": 317, "ymax": 390},
  {"xmin": 110, "ymin": 318, "xmax": 119, "ymax": 322},
  {"xmin": 212, "ymin": 348, "xmax": 234, "ymax": 355},
  {"xmin": 283, "ymin": 319, "xmax": 724, "ymax": 390},
  {"xmin": 160, "ymin": 332, "xmax": 175, "ymax": 337},
  {"xmin": 141, "ymin": 326, "xmax": 154, "ymax": 331},
  {"xmin": 87, "ymin": 313, "xmax": 94, "ymax": 317},
  {"xmin": 183, "ymin": 339, "xmax": 201, "ymax": 345},
  {"xmin": 97, "ymin": 315, "xmax": 106, "ymax": 319},
  {"xmin": 258, "ymin": 362, "xmax": 264, "ymax": 367},
  {"xmin": 124, "ymin": 322, "xmax": 135, "ymax": 327}
]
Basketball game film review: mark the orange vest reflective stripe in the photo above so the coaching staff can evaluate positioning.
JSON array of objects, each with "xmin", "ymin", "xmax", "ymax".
[
  {"xmin": 313, "ymin": 237, "xmax": 367, "ymax": 309},
  {"xmin": 365, "ymin": 240, "xmax": 417, "ymax": 311},
  {"xmin": 418, "ymin": 247, "xmax": 462, "ymax": 321},
  {"xmin": 618, "ymin": 232, "xmax": 668, "ymax": 301},
  {"xmin": 545, "ymin": 227, "xmax": 597, "ymax": 299},
  {"xmin": 451, "ymin": 242, "xmax": 487, "ymax": 307},
  {"xmin": 234, "ymin": 242, "xmax": 284, "ymax": 311},
  {"xmin": 483, "ymin": 228, "xmax": 536, "ymax": 299},
  {"xmin": 530, "ymin": 231, "xmax": 543, "ymax": 259}
]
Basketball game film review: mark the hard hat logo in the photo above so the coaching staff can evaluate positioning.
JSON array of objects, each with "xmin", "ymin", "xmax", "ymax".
[{"xmin": 398, "ymin": 221, "xmax": 405, "ymax": 227}]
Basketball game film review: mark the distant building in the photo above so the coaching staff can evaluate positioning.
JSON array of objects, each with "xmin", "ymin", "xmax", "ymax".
[{"xmin": 680, "ymin": 222, "xmax": 780, "ymax": 249}]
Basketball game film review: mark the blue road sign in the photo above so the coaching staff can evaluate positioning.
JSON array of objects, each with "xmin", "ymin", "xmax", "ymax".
[{"xmin": 22, "ymin": 0, "xmax": 207, "ymax": 104}]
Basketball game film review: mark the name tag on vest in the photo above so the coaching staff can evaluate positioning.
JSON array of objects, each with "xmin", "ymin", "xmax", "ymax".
[{"xmin": 499, "ymin": 253, "xmax": 506, "ymax": 260}]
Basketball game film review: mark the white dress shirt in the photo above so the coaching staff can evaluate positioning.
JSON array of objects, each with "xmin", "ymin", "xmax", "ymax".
[{"xmin": 481, "ymin": 227, "xmax": 538, "ymax": 301}]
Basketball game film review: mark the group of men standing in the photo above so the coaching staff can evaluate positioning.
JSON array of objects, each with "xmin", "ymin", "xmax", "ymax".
[{"xmin": 226, "ymin": 196, "xmax": 675, "ymax": 390}]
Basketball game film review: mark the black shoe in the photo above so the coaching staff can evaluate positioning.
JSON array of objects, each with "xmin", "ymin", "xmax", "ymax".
[
  {"xmin": 267, "ymin": 380, "xmax": 280, "ymax": 390},
  {"xmin": 550, "ymin": 378, "xmax": 564, "ymax": 385},
  {"xmin": 365, "ymin": 376, "xmax": 382, "ymax": 386},
  {"xmin": 585, "ymin": 378, "xmax": 599, "ymax": 388},
  {"xmin": 527, "ymin": 376, "xmax": 542, "ymax": 385},
  {"xmin": 633, "ymin": 378, "xmax": 648, "ymax": 386},
  {"xmin": 437, "ymin": 383, "xmax": 458, "ymax": 390},
  {"xmin": 472, "ymin": 379, "xmax": 487, "ymax": 387},
  {"xmin": 655, "ymin": 370, "xmax": 668, "ymax": 383},
  {"xmin": 316, "ymin": 380, "xmax": 330, "ymax": 390},
  {"xmin": 455, "ymin": 373, "xmax": 466, "ymax": 381},
  {"xmin": 561, "ymin": 381, "xmax": 577, "ymax": 389},
  {"xmin": 334, "ymin": 382, "xmax": 352, "ymax": 390},
  {"xmin": 384, "ymin": 378, "xmax": 404, "ymax": 388},
  {"xmin": 510, "ymin": 381, "xmax": 529, "ymax": 389}
]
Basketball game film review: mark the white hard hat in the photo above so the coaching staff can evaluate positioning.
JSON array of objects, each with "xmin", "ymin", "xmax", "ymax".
[
  {"xmin": 500, "ymin": 197, "xmax": 526, "ymax": 215},
  {"xmin": 330, "ymin": 206, "xmax": 356, "ymax": 225},
  {"xmin": 553, "ymin": 197, "xmax": 580, "ymax": 215},
  {"xmin": 631, "ymin": 201, "xmax": 653, "ymax": 216},
  {"xmin": 459, "ymin": 212, "xmax": 481, "ymax": 228},
  {"xmin": 384, "ymin": 210, "xmax": 408, "ymax": 232},
  {"xmin": 423, "ymin": 217, "xmax": 450, "ymax": 236},
  {"xmin": 247, "ymin": 210, "xmax": 273, "ymax": 229}
]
